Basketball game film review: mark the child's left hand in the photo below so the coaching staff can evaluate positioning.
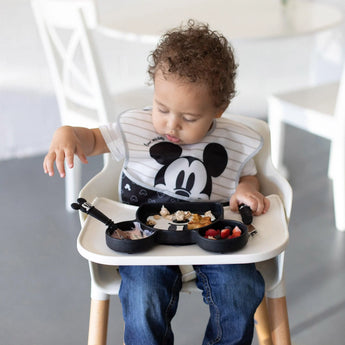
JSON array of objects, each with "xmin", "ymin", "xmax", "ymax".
[{"xmin": 230, "ymin": 175, "xmax": 270, "ymax": 216}]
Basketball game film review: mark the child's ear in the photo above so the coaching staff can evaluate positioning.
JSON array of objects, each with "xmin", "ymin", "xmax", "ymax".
[{"xmin": 215, "ymin": 109, "xmax": 225, "ymax": 118}]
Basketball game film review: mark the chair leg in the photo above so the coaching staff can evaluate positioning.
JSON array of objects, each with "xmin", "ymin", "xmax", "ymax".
[
  {"xmin": 88, "ymin": 298, "xmax": 109, "ymax": 345},
  {"xmin": 333, "ymin": 173, "xmax": 345, "ymax": 231},
  {"xmin": 332, "ymin": 140, "xmax": 345, "ymax": 231},
  {"xmin": 267, "ymin": 296, "xmax": 291, "ymax": 345},
  {"xmin": 328, "ymin": 141, "xmax": 335, "ymax": 180},
  {"xmin": 255, "ymin": 296, "xmax": 273, "ymax": 345}
]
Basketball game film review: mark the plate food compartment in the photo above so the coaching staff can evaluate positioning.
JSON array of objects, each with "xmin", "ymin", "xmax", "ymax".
[
  {"xmin": 105, "ymin": 221, "xmax": 156, "ymax": 253},
  {"xmin": 196, "ymin": 220, "xmax": 248, "ymax": 253},
  {"xmin": 136, "ymin": 202, "xmax": 224, "ymax": 244}
]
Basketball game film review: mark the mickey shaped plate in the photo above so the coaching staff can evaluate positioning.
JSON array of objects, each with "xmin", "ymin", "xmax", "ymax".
[{"xmin": 72, "ymin": 199, "xmax": 248, "ymax": 254}]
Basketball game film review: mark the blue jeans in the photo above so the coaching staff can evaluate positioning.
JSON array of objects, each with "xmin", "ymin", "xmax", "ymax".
[{"xmin": 118, "ymin": 264, "xmax": 264, "ymax": 345}]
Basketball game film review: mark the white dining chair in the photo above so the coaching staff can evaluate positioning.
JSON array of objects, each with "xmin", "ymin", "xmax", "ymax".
[
  {"xmin": 268, "ymin": 62, "xmax": 345, "ymax": 231},
  {"xmin": 78, "ymin": 113, "xmax": 293, "ymax": 345},
  {"xmin": 31, "ymin": 0, "xmax": 153, "ymax": 211}
]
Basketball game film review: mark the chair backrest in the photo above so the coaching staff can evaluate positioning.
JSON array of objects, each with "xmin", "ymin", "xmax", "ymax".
[
  {"xmin": 31, "ymin": 0, "xmax": 112, "ymax": 126},
  {"xmin": 79, "ymin": 114, "xmax": 292, "ymax": 223},
  {"xmin": 226, "ymin": 114, "xmax": 292, "ymax": 221}
]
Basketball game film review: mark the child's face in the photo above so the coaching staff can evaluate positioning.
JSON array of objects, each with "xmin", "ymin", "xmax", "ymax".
[{"xmin": 152, "ymin": 70, "xmax": 222, "ymax": 145}]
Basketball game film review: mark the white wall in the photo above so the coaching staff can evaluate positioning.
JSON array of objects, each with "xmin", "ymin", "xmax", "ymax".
[{"xmin": 0, "ymin": 0, "xmax": 60, "ymax": 160}]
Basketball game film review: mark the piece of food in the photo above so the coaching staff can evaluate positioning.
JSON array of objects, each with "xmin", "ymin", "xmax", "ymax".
[
  {"xmin": 147, "ymin": 207, "xmax": 214, "ymax": 230},
  {"xmin": 160, "ymin": 205, "xmax": 170, "ymax": 217},
  {"xmin": 187, "ymin": 214, "xmax": 212, "ymax": 230},
  {"xmin": 204, "ymin": 210, "xmax": 215, "ymax": 220},
  {"xmin": 146, "ymin": 219, "xmax": 156, "ymax": 226},
  {"xmin": 111, "ymin": 224, "xmax": 152, "ymax": 240},
  {"xmin": 229, "ymin": 226, "xmax": 242, "ymax": 239},
  {"xmin": 220, "ymin": 228, "xmax": 230, "ymax": 239},
  {"xmin": 205, "ymin": 229, "xmax": 220, "ymax": 237},
  {"xmin": 204, "ymin": 225, "xmax": 242, "ymax": 240},
  {"xmin": 175, "ymin": 210, "xmax": 186, "ymax": 221}
]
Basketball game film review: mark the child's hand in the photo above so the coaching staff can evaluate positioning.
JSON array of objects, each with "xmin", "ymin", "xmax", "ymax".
[
  {"xmin": 43, "ymin": 126, "xmax": 88, "ymax": 178},
  {"xmin": 230, "ymin": 175, "xmax": 270, "ymax": 216}
]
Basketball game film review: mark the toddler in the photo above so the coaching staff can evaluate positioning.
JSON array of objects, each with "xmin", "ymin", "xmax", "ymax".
[{"xmin": 44, "ymin": 20, "xmax": 270, "ymax": 345}]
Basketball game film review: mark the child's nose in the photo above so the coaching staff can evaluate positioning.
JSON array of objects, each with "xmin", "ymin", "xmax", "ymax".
[{"xmin": 167, "ymin": 115, "xmax": 180, "ymax": 131}]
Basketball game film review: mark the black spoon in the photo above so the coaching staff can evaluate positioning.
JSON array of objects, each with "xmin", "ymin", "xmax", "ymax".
[
  {"xmin": 238, "ymin": 203, "xmax": 253, "ymax": 225},
  {"xmin": 71, "ymin": 198, "xmax": 119, "ymax": 231},
  {"xmin": 238, "ymin": 203, "xmax": 257, "ymax": 236}
]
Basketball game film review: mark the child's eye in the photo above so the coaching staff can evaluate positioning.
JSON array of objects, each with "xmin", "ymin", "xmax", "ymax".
[
  {"xmin": 183, "ymin": 116, "xmax": 197, "ymax": 123},
  {"xmin": 159, "ymin": 108, "xmax": 169, "ymax": 114}
]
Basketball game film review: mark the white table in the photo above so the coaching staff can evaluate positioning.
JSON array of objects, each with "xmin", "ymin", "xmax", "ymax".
[
  {"xmin": 96, "ymin": 0, "xmax": 343, "ymax": 42},
  {"xmin": 77, "ymin": 194, "xmax": 289, "ymax": 266},
  {"xmin": 94, "ymin": 0, "xmax": 344, "ymax": 116}
]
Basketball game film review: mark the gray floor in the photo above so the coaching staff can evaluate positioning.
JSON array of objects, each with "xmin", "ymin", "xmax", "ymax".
[{"xmin": 1, "ymin": 124, "xmax": 345, "ymax": 345}]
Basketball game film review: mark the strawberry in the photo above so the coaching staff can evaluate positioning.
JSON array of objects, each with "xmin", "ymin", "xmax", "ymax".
[
  {"xmin": 232, "ymin": 226, "xmax": 242, "ymax": 235},
  {"xmin": 220, "ymin": 228, "xmax": 231, "ymax": 239},
  {"xmin": 205, "ymin": 229, "xmax": 218, "ymax": 237},
  {"xmin": 230, "ymin": 226, "xmax": 242, "ymax": 238}
]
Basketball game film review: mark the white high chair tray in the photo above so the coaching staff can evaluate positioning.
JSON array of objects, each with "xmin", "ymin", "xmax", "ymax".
[{"xmin": 77, "ymin": 194, "xmax": 288, "ymax": 265}]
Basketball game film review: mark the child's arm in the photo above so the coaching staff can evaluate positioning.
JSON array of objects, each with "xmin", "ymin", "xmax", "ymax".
[
  {"xmin": 230, "ymin": 175, "xmax": 270, "ymax": 216},
  {"xmin": 43, "ymin": 126, "xmax": 109, "ymax": 178}
]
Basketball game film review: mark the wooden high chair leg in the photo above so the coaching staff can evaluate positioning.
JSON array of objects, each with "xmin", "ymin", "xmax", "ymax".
[
  {"xmin": 88, "ymin": 298, "xmax": 109, "ymax": 345},
  {"xmin": 254, "ymin": 296, "xmax": 273, "ymax": 345},
  {"xmin": 267, "ymin": 296, "xmax": 291, "ymax": 345}
]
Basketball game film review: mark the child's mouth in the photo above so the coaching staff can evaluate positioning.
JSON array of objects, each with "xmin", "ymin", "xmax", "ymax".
[{"xmin": 166, "ymin": 134, "xmax": 180, "ymax": 143}]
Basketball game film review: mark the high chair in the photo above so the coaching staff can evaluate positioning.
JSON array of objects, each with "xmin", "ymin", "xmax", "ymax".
[
  {"xmin": 77, "ymin": 113, "xmax": 293, "ymax": 345},
  {"xmin": 268, "ymin": 62, "xmax": 345, "ymax": 231},
  {"xmin": 31, "ymin": 0, "xmax": 153, "ymax": 211}
]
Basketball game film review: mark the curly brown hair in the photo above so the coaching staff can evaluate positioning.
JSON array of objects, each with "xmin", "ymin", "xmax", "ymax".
[{"xmin": 147, "ymin": 19, "xmax": 238, "ymax": 110}]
